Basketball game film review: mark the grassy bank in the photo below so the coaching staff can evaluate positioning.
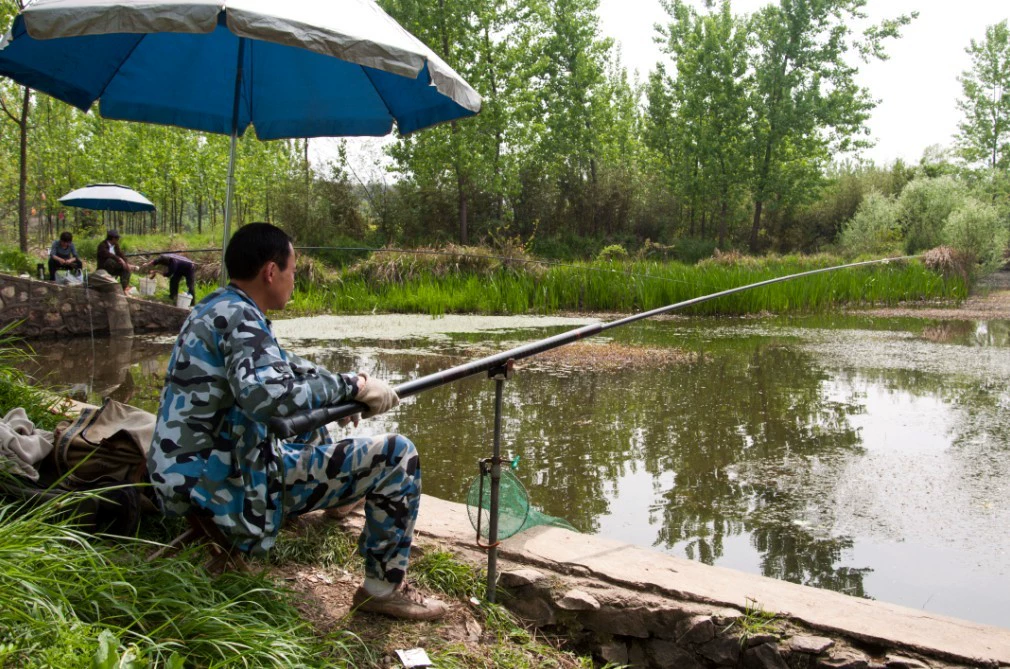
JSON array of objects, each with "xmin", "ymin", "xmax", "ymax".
[
  {"xmin": 288, "ymin": 252, "xmax": 966, "ymax": 317},
  {"xmin": 0, "ymin": 497, "xmax": 602, "ymax": 668},
  {"xmin": 0, "ymin": 237, "xmax": 966, "ymax": 316},
  {"xmin": 0, "ymin": 340, "xmax": 601, "ymax": 669}
]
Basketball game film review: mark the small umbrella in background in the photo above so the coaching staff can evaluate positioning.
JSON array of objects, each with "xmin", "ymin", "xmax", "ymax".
[
  {"xmin": 59, "ymin": 183, "xmax": 156, "ymax": 212},
  {"xmin": 0, "ymin": 0, "xmax": 482, "ymax": 283}
]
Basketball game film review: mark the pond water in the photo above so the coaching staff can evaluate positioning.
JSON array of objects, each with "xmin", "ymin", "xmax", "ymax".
[{"xmin": 18, "ymin": 312, "xmax": 1010, "ymax": 629}]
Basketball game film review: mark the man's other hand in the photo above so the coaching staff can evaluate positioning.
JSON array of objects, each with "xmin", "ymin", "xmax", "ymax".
[{"xmin": 355, "ymin": 372, "xmax": 400, "ymax": 418}]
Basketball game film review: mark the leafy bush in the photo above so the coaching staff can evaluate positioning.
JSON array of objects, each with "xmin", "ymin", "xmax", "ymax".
[
  {"xmin": 0, "ymin": 248, "xmax": 37, "ymax": 275},
  {"xmin": 897, "ymin": 176, "xmax": 967, "ymax": 254},
  {"xmin": 838, "ymin": 190, "xmax": 901, "ymax": 257},
  {"xmin": 942, "ymin": 198, "xmax": 1009, "ymax": 272},
  {"xmin": 596, "ymin": 244, "xmax": 629, "ymax": 262},
  {"xmin": 672, "ymin": 237, "xmax": 718, "ymax": 264},
  {"xmin": 636, "ymin": 238, "xmax": 678, "ymax": 260}
]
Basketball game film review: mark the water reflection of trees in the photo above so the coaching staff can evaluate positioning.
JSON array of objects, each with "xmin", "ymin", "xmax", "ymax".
[
  {"xmin": 641, "ymin": 344, "xmax": 869, "ymax": 594},
  {"xmin": 327, "ymin": 336, "xmax": 874, "ymax": 595}
]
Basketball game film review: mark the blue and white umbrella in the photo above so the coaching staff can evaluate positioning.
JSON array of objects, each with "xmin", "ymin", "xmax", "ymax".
[
  {"xmin": 0, "ymin": 0, "xmax": 481, "ymax": 279},
  {"xmin": 59, "ymin": 183, "xmax": 156, "ymax": 212}
]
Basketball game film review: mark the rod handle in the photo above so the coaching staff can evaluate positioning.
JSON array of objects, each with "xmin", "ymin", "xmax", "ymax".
[{"xmin": 268, "ymin": 400, "xmax": 368, "ymax": 439}]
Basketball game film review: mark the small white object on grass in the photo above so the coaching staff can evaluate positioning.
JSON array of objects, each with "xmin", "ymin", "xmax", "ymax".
[{"xmin": 395, "ymin": 648, "xmax": 432, "ymax": 668}]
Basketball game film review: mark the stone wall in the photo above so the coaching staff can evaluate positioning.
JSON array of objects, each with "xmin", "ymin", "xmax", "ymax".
[
  {"xmin": 415, "ymin": 497, "xmax": 1010, "ymax": 669},
  {"xmin": 496, "ymin": 568, "xmax": 945, "ymax": 669},
  {"xmin": 0, "ymin": 273, "xmax": 188, "ymax": 338}
]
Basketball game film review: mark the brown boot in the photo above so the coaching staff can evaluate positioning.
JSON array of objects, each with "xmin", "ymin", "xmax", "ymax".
[{"xmin": 352, "ymin": 581, "xmax": 448, "ymax": 621}]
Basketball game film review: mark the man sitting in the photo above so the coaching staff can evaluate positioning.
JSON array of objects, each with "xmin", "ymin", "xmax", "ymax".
[
  {"xmin": 96, "ymin": 229, "xmax": 136, "ymax": 293},
  {"xmin": 48, "ymin": 231, "xmax": 83, "ymax": 281},
  {"xmin": 147, "ymin": 223, "xmax": 447, "ymax": 621}
]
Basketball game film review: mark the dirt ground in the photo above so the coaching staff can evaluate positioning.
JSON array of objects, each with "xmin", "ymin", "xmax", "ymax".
[
  {"xmin": 269, "ymin": 511, "xmax": 587, "ymax": 668},
  {"xmin": 857, "ymin": 269, "xmax": 1010, "ymax": 321}
]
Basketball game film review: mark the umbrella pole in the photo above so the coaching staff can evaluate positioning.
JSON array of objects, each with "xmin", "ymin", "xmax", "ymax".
[
  {"xmin": 220, "ymin": 38, "xmax": 246, "ymax": 287},
  {"xmin": 221, "ymin": 130, "xmax": 238, "ymax": 287}
]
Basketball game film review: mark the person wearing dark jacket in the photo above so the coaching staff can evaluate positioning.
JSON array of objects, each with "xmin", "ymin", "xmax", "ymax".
[
  {"xmin": 48, "ymin": 231, "xmax": 83, "ymax": 281},
  {"xmin": 141, "ymin": 253, "xmax": 196, "ymax": 301},
  {"xmin": 96, "ymin": 230, "xmax": 135, "ymax": 292}
]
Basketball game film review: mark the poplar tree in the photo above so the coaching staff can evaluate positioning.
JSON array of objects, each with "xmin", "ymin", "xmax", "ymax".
[
  {"xmin": 956, "ymin": 20, "xmax": 1010, "ymax": 171},
  {"xmin": 745, "ymin": 0, "xmax": 914, "ymax": 252},
  {"xmin": 657, "ymin": 0, "xmax": 749, "ymax": 247}
]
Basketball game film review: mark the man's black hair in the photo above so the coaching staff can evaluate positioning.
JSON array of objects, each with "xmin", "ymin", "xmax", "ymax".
[
  {"xmin": 59, "ymin": 231, "xmax": 72, "ymax": 243},
  {"xmin": 225, "ymin": 222, "xmax": 292, "ymax": 281}
]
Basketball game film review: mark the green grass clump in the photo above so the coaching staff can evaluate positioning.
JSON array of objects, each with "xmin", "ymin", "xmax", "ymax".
[
  {"xmin": 0, "ymin": 323, "xmax": 64, "ymax": 430},
  {"xmin": 0, "ymin": 493, "xmax": 351, "ymax": 668},
  {"xmin": 728, "ymin": 598, "xmax": 782, "ymax": 647},
  {"xmin": 0, "ymin": 248, "xmax": 37, "ymax": 275},
  {"xmin": 288, "ymin": 253, "xmax": 966, "ymax": 317}
]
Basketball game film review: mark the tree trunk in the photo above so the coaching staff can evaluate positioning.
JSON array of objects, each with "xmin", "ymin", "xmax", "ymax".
[
  {"xmin": 750, "ymin": 140, "xmax": 774, "ymax": 252},
  {"xmin": 457, "ymin": 166, "xmax": 468, "ymax": 246},
  {"xmin": 18, "ymin": 87, "xmax": 30, "ymax": 253},
  {"xmin": 749, "ymin": 199, "xmax": 764, "ymax": 252},
  {"xmin": 718, "ymin": 197, "xmax": 728, "ymax": 250},
  {"xmin": 484, "ymin": 26, "xmax": 504, "ymax": 222},
  {"xmin": 304, "ymin": 139, "xmax": 310, "ymax": 225},
  {"xmin": 437, "ymin": 0, "xmax": 468, "ymax": 245}
]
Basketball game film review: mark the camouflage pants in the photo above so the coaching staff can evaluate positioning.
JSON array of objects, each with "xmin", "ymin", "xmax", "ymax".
[{"xmin": 280, "ymin": 433, "xmax": 420, "ymax": 584}]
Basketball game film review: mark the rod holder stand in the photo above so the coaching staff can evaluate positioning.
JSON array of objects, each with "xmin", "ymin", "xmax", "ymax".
[{"xmin": 484, "ymin": 358, "xmax": 514, "ymax": 603}]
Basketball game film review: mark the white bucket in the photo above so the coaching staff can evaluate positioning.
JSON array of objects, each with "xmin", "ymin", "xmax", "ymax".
[
  {"xmin": 176, "ymin": 292, "xmax": 193, "ymax": 309},
  {"xmin": 139, "ymin": 277, "xmax": 157, "ymax": 296}
]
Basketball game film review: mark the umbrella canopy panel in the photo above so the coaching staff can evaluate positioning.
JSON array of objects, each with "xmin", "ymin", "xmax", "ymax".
[
  {"xmin": 59, "ymin": 183, "xmax": 156, "ymax": 212},
  {"xmin": 0, "ymin": 0, "xmax": 481, "ymax": 138}
]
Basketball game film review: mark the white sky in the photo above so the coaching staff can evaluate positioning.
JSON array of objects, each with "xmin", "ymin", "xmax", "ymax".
[
  {"xmin": 599, "ymin": 0, "xmax": 1010, "ymax": 165},
  {"xmin": 320, "ymin": 0, "xmax": 1008, "ymax": 174}
]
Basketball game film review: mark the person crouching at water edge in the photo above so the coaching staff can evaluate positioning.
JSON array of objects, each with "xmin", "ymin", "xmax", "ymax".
[
  {"xmin": 140, "ymin": 253, "xmax": 196, "ymax": 302},
  {"xmin": 147, "ymin": 222, "xmax": 446, "ymax": 621}
]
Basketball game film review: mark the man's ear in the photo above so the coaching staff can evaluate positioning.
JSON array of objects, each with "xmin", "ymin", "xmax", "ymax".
[{"xmin": 260, "ymin": 261, "xmax": 275, "ymax": 285}]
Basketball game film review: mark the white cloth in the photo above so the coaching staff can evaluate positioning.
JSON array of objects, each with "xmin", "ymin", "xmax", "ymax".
[{"xmin": 0, "ymin": 408, "xmax": 54, "ymax": 481}]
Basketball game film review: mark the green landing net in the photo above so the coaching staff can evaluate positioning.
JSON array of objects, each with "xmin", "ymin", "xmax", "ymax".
[{"xmin": 465, "ymin": 457, "xmax": 576, "ymax": 541}]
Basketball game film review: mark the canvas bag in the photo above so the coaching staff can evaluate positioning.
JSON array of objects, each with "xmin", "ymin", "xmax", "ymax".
[{"xmin": 53, "ymin": 398, "xmax": 155, "ymax": 488}]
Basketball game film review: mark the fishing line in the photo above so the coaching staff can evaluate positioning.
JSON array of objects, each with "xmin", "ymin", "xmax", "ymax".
[{"xmin": 269, "ymin": 253, "xmax": 921, "ymax": 438}]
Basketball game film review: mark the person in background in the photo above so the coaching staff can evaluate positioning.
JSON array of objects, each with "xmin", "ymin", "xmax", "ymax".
[
  {"xmin": 141, "ymin": 253, "xmax": 196, "ymax": 301},
  {"xmin": 148, "ymin": 222, "xmax": 446, "ymax": 621},
  {"xmin": 96, "ymin": 229, "xmax": 135, "ymax": 293},
  {"xmin": 47, "ymin": 231, "xmax": 82, "ymax": 280}
]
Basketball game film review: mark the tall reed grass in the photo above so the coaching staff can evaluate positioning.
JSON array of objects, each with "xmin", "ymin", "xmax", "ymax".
[{"xmin": 288, "ymin": 255, "xmax": 966, "ymax": 316}]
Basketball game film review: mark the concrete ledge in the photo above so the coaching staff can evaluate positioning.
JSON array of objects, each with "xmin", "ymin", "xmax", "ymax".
[{"xmin": 415, "ymin": 495, "xmax": 1010, "ymax": 666}]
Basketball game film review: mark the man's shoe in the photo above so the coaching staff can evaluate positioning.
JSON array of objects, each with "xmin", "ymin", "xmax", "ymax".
[{"xmin": 352, "ymin": 582, "xmax": 448, "ymax": 621}]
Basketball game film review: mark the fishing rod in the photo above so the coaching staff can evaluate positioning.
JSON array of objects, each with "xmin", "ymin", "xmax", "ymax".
[{"xmin": 268, "ymin": 254, "xmax": 917, "ymax": 439}]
